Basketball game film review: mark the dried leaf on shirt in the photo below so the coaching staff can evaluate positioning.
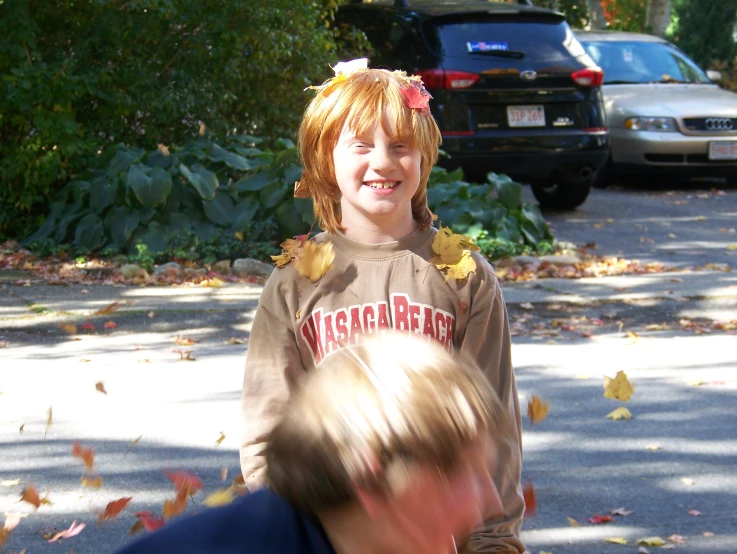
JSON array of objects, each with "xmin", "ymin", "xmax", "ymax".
[
  {"xmin": 293, "ymin": 240, "xmax": 335, "ymax": 282},
  {"xmin": 431, "ymin": 225, "xmax": 479, "ymax": 282},
  {"xmin": 271, "ymin": 234, "xmax": 309, "ymax": 268}
]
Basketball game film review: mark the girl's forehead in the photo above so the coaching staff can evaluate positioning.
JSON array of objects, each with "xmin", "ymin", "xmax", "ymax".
[{"xmin": 339, "ymin": 112, "xmax": 411, "ymax": 138}]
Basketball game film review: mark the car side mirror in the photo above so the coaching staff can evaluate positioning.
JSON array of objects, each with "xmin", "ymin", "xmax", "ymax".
[{"xmin": 706, "ymin": 70, "xmax": 723, "ymax": 82}]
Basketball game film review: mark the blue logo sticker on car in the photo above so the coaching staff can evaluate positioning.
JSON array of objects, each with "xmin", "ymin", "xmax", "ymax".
[{"xmin": 467, "ymin": 42, "xmax": 509, "ymax": 52}]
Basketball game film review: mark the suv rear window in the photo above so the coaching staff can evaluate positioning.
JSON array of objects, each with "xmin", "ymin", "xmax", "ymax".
[{"xmin": 425, "ymin": 17, "xmax": 588, "ymax": 62}]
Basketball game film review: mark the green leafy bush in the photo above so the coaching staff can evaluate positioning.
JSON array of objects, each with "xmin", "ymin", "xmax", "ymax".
[
  {"xmin": 26, "ymin": 137, "xmax": 313, "ymax": 263},
  {"xmin": 0, "ymin": 0, "xmax": 340, "ymax": 239},
  {"xmin": 427, "ymin": 167, "xmax": 554, "ymax": 260}
]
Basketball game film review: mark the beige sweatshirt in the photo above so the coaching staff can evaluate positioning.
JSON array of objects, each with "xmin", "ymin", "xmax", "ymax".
[{"xmin": 241, "ymin": 225, "xmax": 525, "ymax": 553}]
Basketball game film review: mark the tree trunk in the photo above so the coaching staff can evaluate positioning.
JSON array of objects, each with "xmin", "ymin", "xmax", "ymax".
[
  {"xmin": 647, "ymin": 0, "xmax": 671, "ymax": 37},
  {"xmin": 587, "ymin": 0, "xmax": 608, "ymax": 30}
]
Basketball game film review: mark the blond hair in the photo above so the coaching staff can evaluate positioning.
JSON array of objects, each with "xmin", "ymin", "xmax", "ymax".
[
  {"xmin": 265, "ymin": 333, "xmax": 503, "ymax": 514},
  {"xmin": 297, "ymin": 68, "xmax": 442, "ymax": 234}
]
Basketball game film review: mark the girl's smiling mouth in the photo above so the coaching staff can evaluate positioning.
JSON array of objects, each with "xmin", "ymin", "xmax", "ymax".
[{"xmin": 364, "ymin": 181, "xmax": 400, "ymax": 189}]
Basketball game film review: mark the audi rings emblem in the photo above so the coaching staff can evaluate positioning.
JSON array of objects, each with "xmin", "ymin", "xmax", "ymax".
[
  {"xmin": 520, "ymin": 70, "xmax": 538, "ymax": 82},
  {"xmin": 705, "ymin": 117, "xmax": 734, "ymax": 131}
]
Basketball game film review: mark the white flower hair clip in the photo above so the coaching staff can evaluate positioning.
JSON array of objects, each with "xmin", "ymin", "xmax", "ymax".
[{"xmin": 331, "ymin": 58, "xmax": 368, "ymax": 77}]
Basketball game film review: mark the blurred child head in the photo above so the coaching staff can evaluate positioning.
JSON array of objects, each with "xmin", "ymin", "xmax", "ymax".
[
  {"xmin": 297, "ymin": 61, "xmax": 442, "ymax": 234},
  {"xmin": 266, "ymin": 332, "xmax": 505, "ymax": 554}
]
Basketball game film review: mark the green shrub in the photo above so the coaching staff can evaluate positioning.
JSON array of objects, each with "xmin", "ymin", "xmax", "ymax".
[
  {"xmin": 427, "ymin": 167, "xmax": 554, "ymax": 260},
  {"xmin": 25, "ymin": 136, "xmax": 313, "ymax": 262},
  {"xmin": 0, "ymin": 0, "xmax": 340, "ymax": 239}
]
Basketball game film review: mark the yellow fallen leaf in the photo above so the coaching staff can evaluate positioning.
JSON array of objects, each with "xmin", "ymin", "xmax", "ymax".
[
  {"xmin": 646, "ymin": 444, "xmax": 661, "ymax": 451},
  {"xmin": 667, "ymin": 534, "xmax": 685, "ymax": 544},
  {"xmin": 606, "ymin": 407, "xmax": 632, "ymax": 420},
  {"xmin": 81, "ymin": 476, "xmax": 103, "ymax": 489},
  {"xmin": 726, "ymin": 244, "xmax": 737, "ymax": 250},
  {"xmin": 687, "ymin": 377, "xmax": 703, "ymax": 386},
  {"xmin": 539, "ymin": 551, "xmax": 553, "ymax": 554},
  {"xmin": 215, "ymin": 432, "xmax": 226, "ymax": 446},
  {"xmin": 271, "ymin": 235, "xmax": 308, "ymax": 268},
  {"xmin": 58, "ymin": 323, "xmax": 78, "ymax": 334},
  {"xmin": 626, "ymin": 330, "xmax": 639, "ymax": 344},
  {"xmin": 203, "ymin": 487, "xmax": 237, "ymax": 508},
  {"xmin": 681, "ymin": 477, "xmax": 694, "ymax": 486},
  {"xmin": 637, "ymin": 537, "xmax": 665, "ymax": 546},
  {"xmin": 604, "ymin": 370, "xmax": 634, "ymax": 401},
  {"xmin": 201, "ymin": 277, "xmax": 224, "ymax": 288},
  {"xmin": 431, "ymin": 224, "xmax": 478, "ymax": 265},
  {"xmin": 442, "ymin": 250, "xmax": 477, "ymax": 282},
  {"xmin": 605, "ymin": 537, "xmax": 628, "ymax": 544},
  {"xmin": 44, "ymin": 406, "xmax": 52, "ymax": 440},
  {"xmin": 527, "ymin": 395, "xmax": 550, "ymax": 424},
  {"xmin": 567, "ymin": 517, "xmax": 580, "ymax": 527},
  {"xmin": 294, "ymin": 240, "xmax": 335, "ymax": 282}
]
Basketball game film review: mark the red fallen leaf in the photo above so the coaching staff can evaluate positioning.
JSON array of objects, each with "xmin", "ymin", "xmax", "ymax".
[
  {"xmin": 522, "ymin": 480, "xmax": 536, "ymax": 518},
  {"xmin": 48, "ymin": 520, "xmax": 85, "ymax": 542},
  {"xmin": 98, "ymin": 497, "xmax": 132, "ymax": 525},
  {"xmin": 588, "ymin": 514, "xmax": 613, "ymax": 524},
  {"xmin": 133, "ymin": 511, "xmax": 165, "ymax": 532},
  {"xmin": 104, "ymin": 321, "xmax": 117, "ymax": 329},
  {"xmin": 72, "ymin": 441, "xmax": 95, "ymax": 471},
  {"xmin": 688, "ymin": 509, "xmax": 701, "ymax": 516},
  {"xmin": 400, "ymin": 81, "xmax": 431, "ymax": 111},
  {"xmin": 80, "ymin": 322, "xmax": 95, "ymax": 331},
  {"xmin": 166, "ymin": 470, "xmax": 203, "ymax": 497}
]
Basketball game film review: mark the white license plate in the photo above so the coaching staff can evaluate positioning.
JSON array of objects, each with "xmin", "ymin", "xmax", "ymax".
[
  {"xmin": 507, "ymin": 105, "xmax": 545, "ymax": 128},
  {"xmin": 708, "ymin": 141, "xmax": 737, "ymax": 160}
]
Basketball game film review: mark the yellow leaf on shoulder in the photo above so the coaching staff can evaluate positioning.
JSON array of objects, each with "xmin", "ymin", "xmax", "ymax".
[
  {"xmin": 294, "ymin": 241, "xmax": 335, "ymax": 282},
  {"xmin": 443, "ymin": 250, "xmax": 477, "ymax": 282},
  {"xmin": 603, "ymin": 370, "xmax": 634, "ymax": 401},
  {"xmin": 203, "ymin": 487, "xmax": 237, "ymax": 508},
  {"xmin": 606, "ymin": 407, "xmax": 632, "ymax": 420}
]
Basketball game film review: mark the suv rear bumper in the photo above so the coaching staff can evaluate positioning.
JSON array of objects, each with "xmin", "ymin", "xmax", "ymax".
[{"xmin": 439, "ymin": 131, "xmax": 610, "ymax": 181}]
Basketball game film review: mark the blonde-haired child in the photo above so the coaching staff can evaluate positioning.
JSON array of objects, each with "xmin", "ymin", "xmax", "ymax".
[{"xmin": 241, "ymin": 59, "xmax": 525, "ymax": 553}]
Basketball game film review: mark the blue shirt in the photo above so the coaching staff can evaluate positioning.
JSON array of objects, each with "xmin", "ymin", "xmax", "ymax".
[{"xmin": 115, "ymin": 489, "xmax": 337, "ymax": 554}]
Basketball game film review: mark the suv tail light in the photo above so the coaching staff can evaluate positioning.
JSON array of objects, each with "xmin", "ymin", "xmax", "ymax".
[
  {"xmin": 571, "ymin": 67, "xmax": 604, "ymax": 87},
  {"xmin": 417, "ymin": 69, "xmax": 479, "ymax": 89}
]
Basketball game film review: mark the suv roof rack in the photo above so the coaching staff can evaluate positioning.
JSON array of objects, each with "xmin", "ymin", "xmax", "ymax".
[{"xmin": 348, "ymin": 0, "xmax": 534, "ymax": 6}]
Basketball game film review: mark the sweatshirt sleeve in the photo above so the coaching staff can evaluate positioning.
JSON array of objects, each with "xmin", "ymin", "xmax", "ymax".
[
  {"xmin": 459, "ymin": 269, "xmax": 526, "ymax": 554},
  {"xmin": 240, "ymin": 278, "xmax": 304, "ymax": 490}
]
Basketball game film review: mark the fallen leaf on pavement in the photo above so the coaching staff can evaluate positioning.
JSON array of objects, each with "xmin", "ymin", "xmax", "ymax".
[
  {"xmin": 130, "ymin": 511, "xmax": 165, "ymax": 534},
  {"xmin": 80, "ymin": 322, "xmax": 95, "ymax": 331},
  {"xmin": 527, "ymin": 395, "xmax": 550, "ymax": 424},
  {"xmin": 703, "ymin": 532, "xmax": 714, "ymax": 537},
  {"xmin": 637, "ymin": 537, "xmax": 665, "ymax": 546},
  {"xmin": 224, "ymin": 337, "xmax": 247, "ymax": 345},
  {"xmin": 610, "ymin": 507, "xmax": 634, "ymax": 516},
  {"xmin": 127, "ymin": 435, "xmax": 143, "ymax": 453},
  {"xmin": 163, "ymin": 494, "xmax": 188, "ymax": 519},
  {"xmin": 687, "ymin": 377, "xmax": 703, "ymax": 386},
  {"xmin": 0, "ymin": 514, "xmax": 21, "ymax": 549},
  {"xmin": 58, "ymin": 323, "xmax": 78, "ymax": 334},
  {"xmin": 520, "ymin": 302, "xmax": 534, "ymax": 311},
  {"xmin": 638, "ymin": 548, "xmax": 650, "ymax": 554},
  {"xmin": 167, "ymin": 470, "xmax": 203, "ymax": 497},
  {"xmin": 20, "ymin": 484, "xmax": 41, "ymax": 509},
  {"xmin": 81, "ymin": 476, "xmax": 103, "ymax": 489},
  {"xmin": 567, "ymin": 517, "xmax": 580, "ymax": 527},
  {"xmin": 44, "ymin": 406, "xmax": 52, "ymax": 440},
  {"xmin": 646, "ymin": 444, "xmax": 660, "ymax": 451},
  {"xmin": 668, "ymin": 534, "xmax": 686, "ymax": 544},
  {"xmin": 1, "ymin": 479, "xmax": 21, "ymax": 487},
  {"xmin": 94, "ymin": 301, "xmax": 125, "ymax": 315},
  {"xmin": 604, "ymin": 371, "xmax": 634, "ymax": 401},
  {"xmin": 588, "ymin": 514, "xmax": 613, "ymax": 524},
  {"xmin": 95, "ymin": 381, "xmax": 107, "ymax": 395},
  {"xmin": 104, "ymin": 321, "xmax": 117, "ymax": 329},
  {"xmin": 687, "ymin": 509, "xmax": 701, "ymax": 516},
  {"xmin": 175, "ymin": 336, "xmax": 198, "ymax": 346},
  {"xmin": 201, "ymin": 277, "xmax": 224, "ymax": 288},
  {"xmin": 98, "ymin": 497, "xmax": 132, "ymax": 524},
  {"xmin": 48, "ymin": 520, "xmax": 85, "ymax": 542},
  {"xmin": 523, "ymin": 481, "xmax": 536, "ymax": 518},
  {"xmin": 173, "ymin": 349, "xmax": 196, "ymax": 361},
  {"xmin": 626, "ymin": 330, "xmax": 639, "ymax": 344},
  {"xmin": 681, "ymin": 477, "xmax": 695, "ymax": 486},
  {"xmin": 19, "ymin": 423, "xmax": 25, "ymax": 433},
  {"xmin": 605, "ymin": 537, "xmax": 628, "ymax": 544},
  {"xmin": 215, "ymin": 432, "xmax": 226, "ymax": 446},
  {"xmin": 606, "ymin": 407, "xmax": 632, "ymax": 420},
  {"xmin": 203, "ymin": 488, "xmax": 237, "ymax": 508},
  {"xmin": 220, "ymin": 467, "xmax": 228, "ymax": 482},
  {"xmin": 72, "ymin": 441, "xmax": 95, "ymax": 471}
]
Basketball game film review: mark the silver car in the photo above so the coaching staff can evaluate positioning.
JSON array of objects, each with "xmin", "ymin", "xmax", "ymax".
[{"xmin": 576, "ymin": 30, "xmax": 737, "ymax": 186}]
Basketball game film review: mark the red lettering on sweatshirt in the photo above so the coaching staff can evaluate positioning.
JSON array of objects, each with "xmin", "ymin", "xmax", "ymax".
[{"xmin": 300, "ymin": 296, "xmax": 455, "ymax": 365}]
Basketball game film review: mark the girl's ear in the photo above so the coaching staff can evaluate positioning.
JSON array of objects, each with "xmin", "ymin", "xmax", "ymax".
[{"xmin": 354, "ymin": 481, "xmax": 390, "ymax": 521}]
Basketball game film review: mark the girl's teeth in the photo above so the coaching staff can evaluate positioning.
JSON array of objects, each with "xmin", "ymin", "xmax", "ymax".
[{"xmin": 367, "ymin": 182, "xmax": 397, "ymax": 189}]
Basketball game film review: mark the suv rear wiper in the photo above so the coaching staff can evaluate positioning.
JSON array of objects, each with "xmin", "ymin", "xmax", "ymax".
[{"xmin": 469, "ymin": 49, "xmax": 526, "ymax": 59}]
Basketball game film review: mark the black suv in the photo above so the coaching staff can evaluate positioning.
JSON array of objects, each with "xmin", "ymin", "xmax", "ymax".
[{"xmin": 336, "ymin": 0, "xmax": 610, "ymax": 209}]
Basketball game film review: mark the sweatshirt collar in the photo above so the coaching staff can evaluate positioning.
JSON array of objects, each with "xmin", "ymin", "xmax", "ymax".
[{"xmin": 327, "ymin": 225, "xmax": 435, "ymax": 259}]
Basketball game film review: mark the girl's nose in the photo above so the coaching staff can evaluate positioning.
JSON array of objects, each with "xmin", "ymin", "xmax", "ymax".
[{"xmin": 368, "ymin": 145, "xmax": 393, "ymax": 171}]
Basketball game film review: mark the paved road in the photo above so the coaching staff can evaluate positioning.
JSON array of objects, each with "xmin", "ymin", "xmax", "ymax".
[{"xmin": 1, "ymin": 183, "xmax": 736, "ymax": 553}]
